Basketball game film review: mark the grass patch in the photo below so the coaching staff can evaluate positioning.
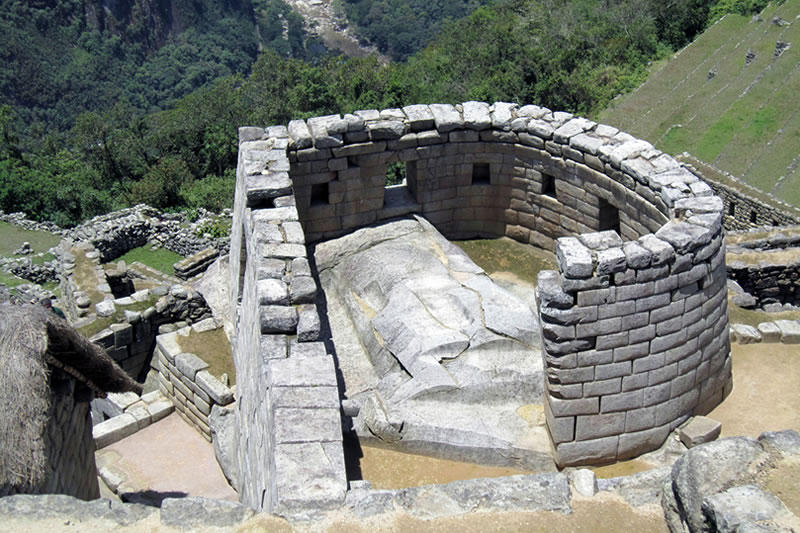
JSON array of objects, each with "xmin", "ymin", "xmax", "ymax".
[
  {"xmin": 76, "ymin": 297, "xmax": 157, "ymax": 339},
  {"xmin": 113, "ymin": 246, "xmax": 183, "ymax": 276},
  {"xmin": 0, "ymin": 270, "xmax": 26, "ymax": 288},
  {"xmin": 727, "ymin": 294, "xmax": 800, "ymax": 327},
  {"xmin": 0, "ymin": 221, "xmax": 60, "ymax": 257},
  {"xmin": 72, "ymin": 247, "xmax": 106, "ymax": 306},
  {"xmin": 31, "ymin": 253, "xmax": 56, "ymax": 265},
  {"xmin": 177, "ymin": 328, "xmax": 235, "ymax": 385},
  {"xmin": 453, "ymin": 237, "xmax": 557, "ymax": 286}
]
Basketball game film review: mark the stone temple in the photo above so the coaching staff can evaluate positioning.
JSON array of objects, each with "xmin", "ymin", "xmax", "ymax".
[{"xmin": 229, "ymin": 101, "xmax": 732, "ymax": 519}]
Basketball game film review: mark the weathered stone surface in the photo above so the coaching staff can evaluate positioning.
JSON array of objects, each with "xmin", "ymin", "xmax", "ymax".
[
  {"xmin": 756, "ymin": 322, "xmax": 782, "ymax": 343},
  {"xmin": 260, "ymin": 305, "xmax": 298, "ymax": 333},
  {"xmin": 394, "ymin": 473, "xmax": 571, "ymax": 518},
  {"xmin": 730, "ymin": 324, "xmax": 762, "ymax": 344},
  {"xmin": 96, "ymin": 299, "xmax": 115, "ymax": 317},
  {"xmin": 94, "ymin": 413, "xmax": 138, "ymax": 449},
  {"xmin": 258, "ymin": 278, "xmax": 290, "ymax": 305},
  {"xmin": 209, "ymin": 404, "xmax": 239, "ymax": 491},
  {"xmin": 775, "ymin": 319, "xmax": 800, "ymax": 343},
  {"xmin": 196, "ymin": 370, "xmax": 235, "ymax": 405},
  {"xmin": 662, "ymin": 437, "xmax": 768, "ymax": 533},
  {"xmin": 462, "ymin": 101, "xmax": 492, "ymax": 130},
  {"xmin": 571, "ymin": 469, "xmax": 598, "ymax": 497},
  {"xmin": 702, "ymin": 485, "xmax": 788, "ymax": 533},
  {"xmin": 0, "ymin": 494, "xmax": 156, "ymax": 526},
  {"xmin": 160, "ymin": 497, "xmax": 254, "ymax": 528},
  {"xmin": 272, "ymin": 442, "xmax": 347, "ymax": 520},
  {"xmin": 175, "ymin": 352, "xmax": 209, "ymax": 379},
  {"xmin": 557, "ymin": 237, "xmax": 594, "ymax": 278},
  {"xmin": 297, "ymin": 304, "xmax": 321, "ymax": 342},
  {"xmin": 428, "ymin": 104, "xmax": 463, "ymax": 132},
  {"xmin": 678, "ymin": 416, "xmax": 722, "ymax": 448}
]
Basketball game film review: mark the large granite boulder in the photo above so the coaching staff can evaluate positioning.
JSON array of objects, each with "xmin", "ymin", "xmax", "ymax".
[
  {"xmin": 662, "ymin": 430, "xmax": 800, "ymax": 532},
  {"xmin": 316, "ymin": 216, "xmax": 552, "ymax": 470}
]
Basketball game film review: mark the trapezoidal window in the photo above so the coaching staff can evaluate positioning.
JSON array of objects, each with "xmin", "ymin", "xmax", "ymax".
[
  {"xmin": 472, "ymin": 163, "xmax": 491, "ymax": 185},
  {"xmin": 750, "ymin": 210, "xmax": 758, "ymax": 224},
  {"xmin": 542, "ymin": 173, "xmax": 557, "ymax": 198},
  {"xmin": 598, "ymin": 198, "xmax": 621, "ymax": 234},
  {"xmin": 728, "ymin": 202, "xmax": 736, "ymax": 216},
  {"xmin": 310, "ymin": 182, "xmax": 329, "ymax": 206}
]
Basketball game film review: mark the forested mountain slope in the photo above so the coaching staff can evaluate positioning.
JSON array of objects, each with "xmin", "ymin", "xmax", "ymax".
[
  {"xmin": 0, "ymin": 0, "xmax": 322, "ymax": 134},
  {"xmin": 599, "ymin": 0, "xmax": 800, "ymax": 206}
]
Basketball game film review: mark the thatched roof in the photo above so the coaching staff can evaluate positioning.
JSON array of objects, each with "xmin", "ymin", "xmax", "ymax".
[{"xmin": 0, "ymin": 303, "xmax": 142, "ymax": 493}]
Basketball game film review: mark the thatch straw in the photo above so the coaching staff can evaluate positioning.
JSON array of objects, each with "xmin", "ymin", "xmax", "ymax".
[{"xmin": 0, "ymin": 303, "xmax": 141, "ymax": 493}]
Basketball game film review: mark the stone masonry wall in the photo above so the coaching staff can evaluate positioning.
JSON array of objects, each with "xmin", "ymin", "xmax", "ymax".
[
  {"xmin": 152, "ymin": 329, "xmax": 235, "ymax": 441},
  {"xmin": 232, "ymin": 101, "xmax": 733, "ymax": 499},
  {"xmin": 231, "ymin": 127, "xmax": 346, "ymax": 519}
]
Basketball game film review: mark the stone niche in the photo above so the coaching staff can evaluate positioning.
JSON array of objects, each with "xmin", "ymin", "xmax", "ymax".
[{"xmin": 231, "ymin": 101, "xmax": 732, "ymax": 516}]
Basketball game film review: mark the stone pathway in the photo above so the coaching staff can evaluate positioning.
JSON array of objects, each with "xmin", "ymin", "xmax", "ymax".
[{"xmin": 95, "ymin": 413, "xmax": 237, "ymax": 506}]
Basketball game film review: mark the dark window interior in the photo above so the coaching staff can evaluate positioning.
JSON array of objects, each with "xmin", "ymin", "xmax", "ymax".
[
  {"xmin": 598, "ymin": 198, "xmax": 621, "ymax": 234},
  {"xmin": 310, "ymin": 182, "xmax": 329, "ymax": 206},
  {"xmin": 472, "ymin": 163, "xmax": 491, "ymax": 185},
  {"xmin": 542, "ymin": 173, "xmax": 556, "ymax": 197}
]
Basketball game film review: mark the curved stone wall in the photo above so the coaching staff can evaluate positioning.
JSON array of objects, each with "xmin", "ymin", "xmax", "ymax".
[{"xmin": 231, "ymin": 101, "xmax": 732, "ymax": 515}]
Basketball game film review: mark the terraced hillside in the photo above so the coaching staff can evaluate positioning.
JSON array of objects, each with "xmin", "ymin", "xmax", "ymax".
[{"xmin": 598, "ymin": 1, "xmax": 800, "ymax": 207}]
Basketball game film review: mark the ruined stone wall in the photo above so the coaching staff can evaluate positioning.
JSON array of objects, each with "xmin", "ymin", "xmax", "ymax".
[{"xmin": 232, "ymin": 102, "xmax": 733, "ymax": 506}]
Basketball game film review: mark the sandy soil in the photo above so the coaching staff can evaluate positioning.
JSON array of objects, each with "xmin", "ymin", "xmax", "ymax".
[
  {"xmin": 709, "ymin": 343, "xmax": 800, "ymax": 438},
  {"xmin": 96, "ymin": 413, "xmax": 237, "ymax": 504}
]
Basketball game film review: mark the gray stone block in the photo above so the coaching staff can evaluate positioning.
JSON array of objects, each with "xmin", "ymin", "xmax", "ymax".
[
  {"xmin": 556, "ymin": 435, "xmax": 618, "ymax": 466},
  {"xmin": 575, "ymin": 412, "xmax": 625, "ymax": 440},
  {"xmin": 270, "ymin": 354, "xmax": 338, "ymax": 387},
  {"xmin": 556, "ymin": 237, "xmax": 593, "ymax": 278},
  {"xmin": 94, "ymin": 413, "xmax": 138, "ymax": 449},
  {"xmin": 290, "ymin": 276, "xmax": 317, "ymax": 304},
  {"xmin": 257, "ymin": 279, "xmax": 289, "ymax": 305},
  {"xmin": 775, "ymin": 319, "xmax": 800, "ymax": 343},
  {"xmin": 272, "ymin": 442, "xmax": 347, "ymax": 518},
  {"xmin": 701, "ymin": 485, "xmax": 787, "ymax": 533},
  {"xmin": 196, "ymin": 370, "xmax": 235, "ymax": 405},
  {"xmin": 175, "ymin": 352, "xmax": 209, "ymax": 380},
  {"xmin": 260, "ymin": 305, "xmax": 299, "ymax": 334},
  {"xmin": 272, "ymin": 386, "xmax": 340, "ymax": 409},
  {"xmin": 274, "ymin": 407, "xmax": 343, "ymax": 444},
  {"xmin": 160, "ymin": 497, "xmax": 254, "ymax": 529},
  {"xmin": 756, "ymin": 322, "xmax": 781, "ymax": 343},
  {"xmin": 297, "ymin": 304, "xmax": 321, "ymax": 342},
  {"xmin": 678, "ymin": 416, "xmax": 722, "ymax": 448}
]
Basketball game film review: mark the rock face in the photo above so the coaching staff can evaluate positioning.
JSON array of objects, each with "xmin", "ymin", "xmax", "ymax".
[
  {"xmin": 316, "ymin": 216, "xmax": 552, "ymax": 470},
  {"xmin": 662, "ymin": 430, "xmax": 800, "ymax": 532}
]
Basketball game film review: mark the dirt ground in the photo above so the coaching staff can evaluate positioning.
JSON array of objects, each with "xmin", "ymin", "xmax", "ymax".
[{"xmin": 709, "ymin": 342, "xmax": 800, "ymax": 438}]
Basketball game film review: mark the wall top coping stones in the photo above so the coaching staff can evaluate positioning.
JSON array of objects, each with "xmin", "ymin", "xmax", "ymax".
[{"xmin": 240, "ymin": 101, "xmax": 725, "ymax": 289}]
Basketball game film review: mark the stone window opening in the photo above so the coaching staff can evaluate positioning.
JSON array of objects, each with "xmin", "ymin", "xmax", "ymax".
[
  {"xmin": 598, "ymin": 198, "xmax": 621, "ymax": 234},
  {"xmin": 310, "ymin": 182, "xmax": 329, "ymax": 206},
  {"xmin": 472, "ymin": 163, "xmax": 491, "ymax": 185},
  {"xmin": 728, "ymin": 202, "xmax": 736, "ymax": 216},
  {"xmin": 384, "ymin": 160, "xmax": 418, "ymax": 208},
  {"xmin": 542, "ymin": 173, "xmax": 557, "ymax": 198},
  {"xmin": 750, "ymin": 210, "xmax": 758, "ymax": 224}
]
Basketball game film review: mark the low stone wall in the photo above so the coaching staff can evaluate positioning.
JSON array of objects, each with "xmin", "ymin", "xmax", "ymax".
[
  {"xmin": 66, "ymin": 205, "xmax": 230, "ymax": 262},
  {"xmin": 174, "ymin": 248, "xmax": 219, "ymax": 280},
  {"xmin": 729, "ymin": 320, "xmax": 800, "ymax": 344},
  {"xmin": 93, "ymin": 390, "xmax": 174, "ymax": 448},
  {"xmin": 691, "ymin": 165, "xmax": 800, "ymax": 230},
  {"xmin": 727, "ymin": 256, "xmax": 800, "ymax": 309},
  {"xmin": 152, "ymin": 328, "xmax": 235, "ymax": 441}
]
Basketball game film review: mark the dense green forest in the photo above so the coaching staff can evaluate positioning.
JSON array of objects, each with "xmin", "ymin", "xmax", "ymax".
[
  {"xmin": 334, "ymin": 0, "xmax": 494, "ymax": 61},
  {"xmin": 0, "ymin": 0, "xmax": 775, "ymax": 227}
]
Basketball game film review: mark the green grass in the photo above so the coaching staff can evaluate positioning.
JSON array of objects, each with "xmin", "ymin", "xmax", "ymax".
[
  {"xmin": 453, "ymin": 237, "xmax": 557, "ymax": 286},
  {"xmin": 0, "ymin": 221, "xmax": 60, "ymax": 257},
  {"xmin": 0, "ymin": 270, "xmax": 26, "ymax": 288},
  {"xmin": 599, "ymin": 1, "xmax": 800, "ymax": 207},
  {"xmin": 112, "ymin": 246, "xmax": 183, "ymax": 275},
  {"xmin": 76, "ymin": 297, "xmax": 157, "ymax": 339}
]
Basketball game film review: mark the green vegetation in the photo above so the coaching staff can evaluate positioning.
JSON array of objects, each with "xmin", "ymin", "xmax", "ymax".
[
  {"xmin": 454, "ymin": 237, "xmax": 557, "ymax": 286},
  {"xmin": 178, "ymin": 328, "xmax": 236, "ymax": 385},
  {"xmin": 335, "ymin": 0, "xmax": 493, "ymax": 61},
  {"xmin": 76, "ymin": 297, "xmax": 157, "ymax": 339},
  {"xmin": 114, "ymin": 246, "xmax": 184, "ymax": 276},
  {"xmin": 600, "ymin": 0, "xmax": 800, "ymax": 206},
  {"xmin": 0, "ymin": 221, "xmax": 60, "ymax": 257},
  {"xmin": 1, "ymin": 0, "xmax": 775, "ymax": 227},
  {"xmin": 0, "ymin": 270, "xmax": 25, "ymax": 288}
]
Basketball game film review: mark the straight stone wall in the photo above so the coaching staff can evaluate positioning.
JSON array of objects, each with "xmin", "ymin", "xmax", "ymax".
[
  {"xmin": 231, "ymin": 128, "xmax": 347, "ymax": 519},
  {"xmin": 232, "ymin": 101, "xmax": 733, "ymax": 504},
  {"xmin": 152, "ymin": 330, "xmax": 235, "ymax": 441}
]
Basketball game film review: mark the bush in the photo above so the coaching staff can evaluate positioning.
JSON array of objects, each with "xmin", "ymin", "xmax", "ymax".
[{"xmin": 180, "ymin": 170, "xmax": 235, "ymax": 212}]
